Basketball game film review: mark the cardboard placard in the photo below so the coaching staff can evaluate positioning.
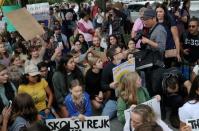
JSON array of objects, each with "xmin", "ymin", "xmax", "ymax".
[
  {"xmin": 5, "ymin": 8, "xmax": 45, "ymax": 41},
  {"xmin": 112, "ymin": 58, "xmax": 135, "ymax": 82},
  {"xmin": 46, "ymin": 116, "xmax": 110, "ymax": 131},
  {"xmin": 26, "ymin": 2, "xmax": 50, "ymax": 21}
]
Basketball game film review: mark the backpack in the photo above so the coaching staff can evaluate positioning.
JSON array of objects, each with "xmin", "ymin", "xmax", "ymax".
[{"xmin": 161, "ymin": 67, "xmax": 181, "ymax": 95}]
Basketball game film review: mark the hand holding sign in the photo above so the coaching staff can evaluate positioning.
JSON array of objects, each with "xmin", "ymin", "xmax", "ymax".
[
  {"xmin": 78, "ymin": 114, "xmax": 86, "ymax": 121},
  {"xmin": 186, "ymin": 118, "xmax": 199, "ymax": 131},
  {"xmin": 180, "ymin": 125, "xmax": 192, "ymax": 131}
]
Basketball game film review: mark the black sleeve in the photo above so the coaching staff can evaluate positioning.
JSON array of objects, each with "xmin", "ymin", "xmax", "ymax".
[{"xmin": 101, "ymin": 66, "xmax": 112, "ymax": 92}]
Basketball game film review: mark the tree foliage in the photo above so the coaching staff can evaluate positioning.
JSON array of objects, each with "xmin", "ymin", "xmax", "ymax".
[{"xmin": 67, "ymin": 0, "xmax": 86, "ymax": 5}]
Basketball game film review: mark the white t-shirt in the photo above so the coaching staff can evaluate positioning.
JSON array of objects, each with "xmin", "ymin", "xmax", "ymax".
[
  {"xmin": 193, "ymin": 65, "xmax": 199, "ymax": 75},
  {"xmin": 178, "ymin": 100, "xmax": 199, "ymax": 123},
  {"xmin": 96, "ymin": 12, "xmax": 104, "ymax": 24}
]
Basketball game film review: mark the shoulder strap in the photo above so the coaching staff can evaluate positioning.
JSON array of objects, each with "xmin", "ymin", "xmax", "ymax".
[{"xmin": 148, "ymin": 23, "xmax": 160, "ymax": 37}]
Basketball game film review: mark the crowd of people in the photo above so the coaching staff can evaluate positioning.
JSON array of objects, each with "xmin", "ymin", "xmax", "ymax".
[{"xmin": 0, "ymin": 0, "xmax": 198, "ymax": 131}]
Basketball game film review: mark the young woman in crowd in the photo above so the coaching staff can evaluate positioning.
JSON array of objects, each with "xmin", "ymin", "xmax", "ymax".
[
  {"xmin": 125, "ymin": 104, "xmax": 171, "ymax": 131},
  {"xmin": 2, "ymin": 93, "xmax": 38, "ymax": 131},
  {"xmin": 0, "ymin": 64, "xmax": 16, "ymax": 113},
  {"xmin": 52, "ymin": 54, "xmax": 84, "ymax": 117},
  {"xmin": 8, "ymin": 55, "xmax": 24, "ymax": 88},
  {"xmin": 117, "ymin": 72, "xmax": 151, "ymax": 125},
  {"xmin": 179, "ymin": 75, "xmax": 199, "ymax": 129},
  {"xmin": 0, "ymin": 42, "xmax": 11, "ymax": 66},
  {"xmin": 18, "ymin": 64, "xmax": 54, "ymax": 120},
  {"xmin": 25, "ymin": 36, "xmax": 47, "ymax": 66},
  {"xmin": 118, "ymin": 71, "xmax": 162, "ymax": 124},
  {"xmin": 74, "ymin": 34, "xmax": 89, "ymax": 54},
  {"xmin": 65, "ymin": 79, "xmax": 92, "ymax": 121},
  {"xmin": 127, "ymin": 39, "xmax": 139, "ymax": 53},
  {"xmin": 107, "ymin": 35, "xmax": 121, "ymax": 49},
  {"xmin": 156, "ymin": 3, "xmax": 181, "ymax": 65},
  {"xmin": 85, "ymin": 56, "xmax": 104, "ymax": 110}
]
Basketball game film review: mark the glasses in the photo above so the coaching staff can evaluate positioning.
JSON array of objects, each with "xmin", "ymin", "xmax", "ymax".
[
  {"xmin": 40, "ymin": 69, "xmax": 48, "ymax": 72},
  {"xmin": 189, "ymin": 25, "xmax": 196, "ymax": 28},
  {"xmin": 114, "ymin": 50, "xmax": 122, "ymax": 56}
]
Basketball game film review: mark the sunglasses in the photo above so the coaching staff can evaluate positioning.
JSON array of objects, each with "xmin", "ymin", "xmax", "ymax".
[{"xmin": 189, "ymin": 25, "xmax": 196, "ymax": 28}]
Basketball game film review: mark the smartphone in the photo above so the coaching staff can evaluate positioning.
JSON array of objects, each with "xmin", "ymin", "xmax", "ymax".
[
  {"xmin": 8, "ymin": 100, "xmax": 12, "ymax": 108},
  {"xmin": 58, "ymin": 42, "xmax": 63, "ymax": 47}
]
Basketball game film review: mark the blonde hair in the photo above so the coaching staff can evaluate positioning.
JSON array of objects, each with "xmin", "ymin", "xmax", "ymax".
[
  {"xmin": 118, "ymin": 72, "xmax": 140, "ymax": 105},
  {"xmin": 87, "ymin": 56, "xmax": 100, "ymax": 68},
  {"xmin": 132, "ymin": 104, "xmax": 156, "ymax": 124}
]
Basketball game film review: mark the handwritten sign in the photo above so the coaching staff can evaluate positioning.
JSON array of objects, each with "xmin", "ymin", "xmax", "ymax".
[
  {"xmin": 46, "ymin": 116, "xmax": 110, "ymax": 131},
  {"xmin": 26, "ymin": 2, "xmax": 49, "ymax": 21},
  {"xmin": 112, "ymin": 58, "xmax": 135, "ymax": 82},
  {"xmin": 186, "ymin": 118, "xmax": 199, "ymax": 131}
]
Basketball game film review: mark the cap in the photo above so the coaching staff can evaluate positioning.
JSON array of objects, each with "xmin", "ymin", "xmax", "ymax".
[
  {"xmin": 142, "ymin": 8, "xmax": 156, "ymax": 20},
  {"xmin": 25, "ymin": 64, "xmax": 40, "ymax": 76}
]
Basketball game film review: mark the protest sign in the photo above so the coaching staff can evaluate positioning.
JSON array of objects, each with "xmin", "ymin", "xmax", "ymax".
[
  {"xmin": 112, "ymin": 58, "xmax": 135, "ymax": 82},
  {"xmin": 5, "ymin": 8, "xmax": 45, "ymax": 41},
  {"xmin": 46, "ymin": 116, "xmax": 110, "ymax": 131},
  {"xmin": 186, "ymin": 118, "xmax": 199, "ymax": 131},
  {"xmin": 124, "ymin": 98, "xmax": 161, "ymax": 122},
  {"xmin": 142, "ymin": 98, "xmax": 161, "ymax": 118},
  {"xmin": 2, "ymin": 5, "xmax": 21, "ymax": 32},
  {"xmin": 26, "ymin": 2, "xmax": 50, "ymax": 21}
]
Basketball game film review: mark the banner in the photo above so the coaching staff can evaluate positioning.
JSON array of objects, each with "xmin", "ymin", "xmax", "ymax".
[
  {"xmin": 186, "ymin": 118, "xmax": 199, "ymax": 131},
  {"xmin": 112, "ymin": 58, "xmax": 135, "ymax": 82},
  {"xmin": 26, "ymin": 2, "xmax": 50, "ymax": 21},
  {"xmin": 5, "ymin": 8, "xmax": 45, "ymax": 41},
  {"xmin": 2, "ymin": 5, "xmax": 21, "ymax": 32},
  {"xmin": 46, "ymin": 116, "xmax": 110, "ymax": 131}
]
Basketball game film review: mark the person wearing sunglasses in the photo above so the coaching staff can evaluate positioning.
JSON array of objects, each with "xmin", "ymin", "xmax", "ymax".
[{"xmin": 181, "ymin": 17, "xmax": 199, "ymax": 65}]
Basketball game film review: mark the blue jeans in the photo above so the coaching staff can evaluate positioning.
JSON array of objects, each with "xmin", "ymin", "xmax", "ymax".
[
  {"xmin": 102, "ymin": 100, "xmax": 117, "ymax": 119},
  {"xmin": 39, "ymin": 110, "xmax": 54, "ymax": 120}
]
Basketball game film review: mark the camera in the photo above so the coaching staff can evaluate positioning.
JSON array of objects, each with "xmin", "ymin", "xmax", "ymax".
[{"xmin": 133, "ymin": 30, "xmax": 144, "ymax": 43}]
